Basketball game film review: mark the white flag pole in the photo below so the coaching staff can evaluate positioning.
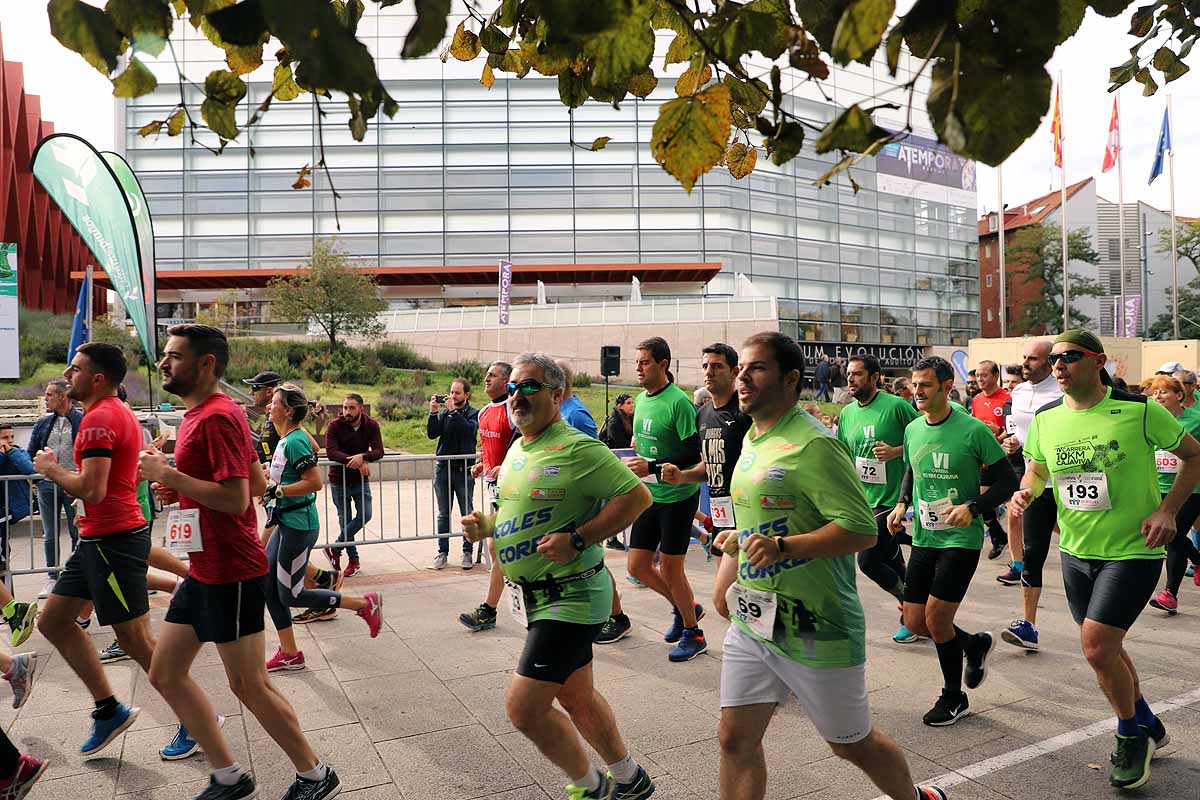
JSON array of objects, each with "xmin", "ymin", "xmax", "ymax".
[
  {"xmin": 1059, "ymin": 73, "xmax": 1070, "ymax": 332},
  {"xmin": 1116, "ymin": 93, "xmax": 1127, "ymax": 337},
  {"xmin": 1169, "ymin": 95, "xmax": 1179, "ymax": 339},
  {"xmin": 998, "ymin": 165, "xmax": 1007, "ymax": 337}
]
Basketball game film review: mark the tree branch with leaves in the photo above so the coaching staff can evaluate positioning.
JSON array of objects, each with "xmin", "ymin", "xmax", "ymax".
[
  {"xmin": 269, "ymin": 239, "xmax": 387, "ymax": 349},
  {"xmin": 1006, "ymin": 222, "xmax": 1104, "ymax": 335}
]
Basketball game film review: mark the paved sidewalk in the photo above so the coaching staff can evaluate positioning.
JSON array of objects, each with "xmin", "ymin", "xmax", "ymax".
[{"xmin": 10, "ymin": 534, "xmax": 1200, "ymax": 800}]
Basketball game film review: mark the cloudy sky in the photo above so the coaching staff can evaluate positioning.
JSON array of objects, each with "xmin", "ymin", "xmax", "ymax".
[{"xmin": 3, "ymin": 4, "xmax": 1197, "ymax": 219}]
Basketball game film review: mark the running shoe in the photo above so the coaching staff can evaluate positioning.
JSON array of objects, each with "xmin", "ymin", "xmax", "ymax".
[
  {"xmin": 76, "ymin": 616, "xmax": 91, "ymax": 630},
  {"xmin": 964, "ymin": 632, "xmax": 995, "ymax": 690},
  {"xmin": 323, "ymin": 547, "xmax": 341, "ymax": 571},
  {"xmin": 99, "ymin": 640, "xmax": 129, "ymax": 663},
  {"xmin": 458, "ymin": 603, "xmax": 498, "ymax": 632},
  {"xmin": 5, "ymin": 653, "xmax": 37, "ymax": 710},
  {"xmin": 280, "ymin": 765, "xmax": 341, "ymax": 800},
  {"xmin": 36, "ymin": 579, "xmax": 54, "ymax": 600},
  {"xmin": 344, "ymin": 559, "xmax": 361, "ymax": 578},
  {"xmin": 428, "ymin": 553, "xmax": 447, "ymax": 570},
  {"xmin": 1109, "ymin": 732, "xmax": 1154, "ymax": 789},
  {"xmin": 1195, "ymin": 566, "xmax": 1200, "ymax": 587},
  {"xmin": 1001, "ymin": 620, "xmax": 1039, "ymax": 651},
  {"xmin": 81, "ymin": 702, "xmax": 139, "ymax": 756},
  {"xmin": 461, "ymin": 551, "xmax": 474, "ymax": 570},
  {"xmin": 996, "ymin": 566, "xmax": 1022, "ymax": 586},
  {"xmin": 266, "ymin": 648, "xmax": 306, "ymax": 672},
  {"xmin": 916, "ymin": 788, "xmax": 948, "ymax": 800},
  {"xmin": 293, "ymin": 607, "xmax": 337, "ymax": 624},
  {"xmin": 606, "ymin": 537, "xmax": 626, "ymax": 551},
  {"xmin": 922, "ymin": 690, "xmax": 968, "ymax": 727},
  {"xmin": 614, "ymin": 765, "xmax": 655, "ymax": 800},
  {"xmin": 1144, "ymin": 715, "xmax": 1170, "ymax": 755},
  {"xmin": 625, "ymin": 575, "xmax": 644, "ymax": 588},
  {"xmin": 668, "ymin": 628, "xmax": 707, "ymax": 662},
  {"xmin": 892, "ymin": 624, "xmax": 922, "ymax": 644},
  {"xmin": 1149, "ymin": 588, "xmax": 1178, "ymax": 615},
  {"xmin": 313, "ymin": 569, "xmax": 343, "ymax": 593},
  {"xmin": 567, "ymin": 771, "xmax": 615, "ymax": 800},
  {"xmin": 987, "ymin": 540, "xmax": 1007, "ymax": 561},
  {"xmin": 4, "ymin": 602, "xmax": 36, "ymax": 648},
  {"xmin": 357, "ymin": 592, "xmax": 383, "ymax": 638},
  {"xmin": 664, "ymin": 604, "xmax": 705, "ymax": 644},
  {"xmin": 0, "ymin": 754, "xmax": 47, "ymax": 799},
  {"xmin": 193, "ymin": 772, "xmax": 257, "ymax": 800},
  {"xmin": 1189, "ymin": 566, "xmax": 1196, "ymax": 579},
  {"xmin": 594, "ymin": 614, "xmax": 631, "ymax": 645},
  {"xmin": 160, "ymin": 714, "xmax": 224, "ymax": 761}
]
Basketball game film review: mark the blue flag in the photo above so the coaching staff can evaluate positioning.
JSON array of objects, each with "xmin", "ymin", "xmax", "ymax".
[
  {"xmin": 1149, "ymin": 108, "xmax": 1171, "ymax": 185},
  {"xmin": 68, "ymin": 274, "xmax": 89, "ymax": 361}
]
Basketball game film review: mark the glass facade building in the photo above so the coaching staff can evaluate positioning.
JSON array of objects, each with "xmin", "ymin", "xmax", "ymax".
[{"xmin": 121, "ymin": 3, "xmax": 979, "ymax": 346}]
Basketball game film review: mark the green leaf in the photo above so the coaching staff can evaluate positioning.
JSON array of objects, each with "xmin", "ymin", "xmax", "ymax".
[
  {"xmin": 726, "ymin": 141, "xmax": 757, "ymax": 179},
  {"xmin": 479, "ymin": 24, "xmax": 511, "ymax": 54},
  {"xmin": 259, "ymin": 0, "xmax": 380, "ymax": 94},
  {"xmin": 201, "ymin": 68, "xmax": 247, "ymax": 139},
  {"xmin": 449, "ymin": 21, "xmax": 482, "ymax": 61},
  {"xmin": 106, "ymin": 0, "xmax": 172, "ymax": 42},
  {"xmin": 815, "ymin": 104, "xmax": 889, "ymax": 153},
  {"xmin": 664, "ymin": 30, "xmax": 699, "ymax": 66},
  {"xmin": 1109, "ymin": 55, "xmax": 1140, "ymax": 87},
  {"xmin": 335, "ymin": 0, "xmax": 364, "ymax": 32},
  {"xmin": 112, "ymin": 56, "xmax": 157, "ymax": 97},
  {"xmin": 167, "ymin": 107, "xmax": 185, "ymax": 136},
  {"xmin": 199, "ymin": 16, "xmax": 267, "ymax": 76},
  {"xmin": 701, "ymin": 7, "xmax": 780, "ymax": 64},
  {"xmin": 766, "ymin": 120, "xmax": 805, "ymax": 165},
  {"xmin": 958, "ymin": 2, "xmax": 1086, "ymax": 65},
  {"xmin": 798, "ymin": 0, "xmax": 855, "ymax": 53},
  {"xmin": 884, "ymin": 26, "xmax": 902, "ymax": 75},
  {"xmin": 831, "ymin": 0, "xmax": 894, "ymax": 66},
  {"xmin": 272, "ymin": 63, "xmax": 302, "ymax": 100},
  {"xmin": 584, "ymin": 2, "xmax": 655, "ymax": 88},
  {"xmin": 651, "ymin": 0, "xmax": 690, "ymax": 33},
  {"xmin": 558, "ymin": 70, "xmax": 588, "ymax": 108},
  {"xmin": 744, "ymin": 0, "xmax": 792, "ymax": 58},
  {"xmin": 1088, "ymin": 0, "xmax": 1132, "ymax": 15},
  {"xmin": 725, "ymin": 75, "xmax": 769, "ymax": 116},
  {"xmin": 496, "ymin": 0, "xmax": 519, "ymax": 27},
  {"xmin": 204, "ymin": 0, "xmax": 268, "ymax": 46},
  {"xmin": 1129, "ymin": 2, "xmax": 1157, "ymax": 37},
  {"xmin": 48, "ymin": 0, "xmax": 123, "ymax": 75},
  {"xmin": 651, "ymin": 82, "xmax": 732, "ymax": 192},
  {"xmin": 926, "ymin": 56, "xmax": 1051, "ymax": 166},
  {"xmin": 401, "ymin": 0, "xmax": 452, "ymax": 58},
  {"xmin": 629, "ymin": 69, "xmax": 658, "ymax": 98},
  {"xmin": 347, "ymin": 96, "xmax": 367, "ymax": 141},
  {"xmin": 520, "ymin": 38, "xmax": 572, "ymax": 75},
  {"xmin": 1134, "ymin": 66, "xmax": 1159, "ymax": 95},
  {"xmin": 591, "ymin": 136, "xmax": 612, "ymax": 151},
  {"xmin": 1153, "ymin": 46, "xmax": 1190, "ymax": 82}
]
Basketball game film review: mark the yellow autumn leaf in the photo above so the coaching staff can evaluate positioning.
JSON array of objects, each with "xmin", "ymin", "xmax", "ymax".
[
  {"xmin": 629, "ymin": 70, "xmax": 658, "ymax": 98},
  {"xmin": 166, "ymin": 108, "xmax": 185, "ymax": 137},
  {"xmin": 651, "ymin": 83, "xmax": 732, "ymax": 192},
  {"xmin": 675, "ymin": 63, "xmax": 712, "ymax": 96},
  {"xmin": 449, "ymin": 21, "xmax": 481, "ymax": 61},
  {"xmin": 481, "ymin": 62, "xmax": 496, "ymax": 89},
  {"xmin": 726, "ymin": 142, "xmax": 757, "ymax": 179},
  {"xmin": 591, "ymin": 136, "xmax": 612, "ymax": 151}
]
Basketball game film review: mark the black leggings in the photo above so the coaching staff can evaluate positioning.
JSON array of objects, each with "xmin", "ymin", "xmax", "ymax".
[
  {"xmin": 0, "ymin": 728, "xmax": 17, "ymax": 776},
  {"xmin": 1163, "ymin": 493, "xmax": 1200, "ymax": 594},
  {"xmin": 266, "ymin": 524, "xmax": 342, "ymax": 632},
  {"xmin": 1020, "ymin": 488, "xmax": 1057, "ymax": 589},
  {"xmin": 857, "ymin": 505, "xmax": 906, "ymax": 595}
]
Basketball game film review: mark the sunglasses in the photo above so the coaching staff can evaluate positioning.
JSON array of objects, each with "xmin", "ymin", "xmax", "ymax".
[
  {"xmin": 506, "ymin": 379, "xmax": 554, "ymax": 397},
  {"xmin": 1047, "ymin": 349, "xmax": 1102, "ymax": 366}
]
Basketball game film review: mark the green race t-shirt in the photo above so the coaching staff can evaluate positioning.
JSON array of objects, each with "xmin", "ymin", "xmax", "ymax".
[
  {"xmin": 1156, "ymin": 404, "xmax": 1200, "ymax": 495},
  {"xmin": 730, "ymin": 406, "xmax": 877, "ymax": 669},
  {"xmin": 904, "ymin": 408, "xmax": 1006, "ymax": 550},
  {"xmin": 1026, "ymin": 388, "xmax": 1183, "ymax": 561},
  {"xmin": 633, "ymin": 383, "xmax": 700, "ymax": 503},
  {"xmin": 495, "ymin": 420, "xmax": 641, "ymax": 625},
  {"xmin": 837, "ymin": 391, "xmax": 920, "ymax": 508},
  {"xmin": 270, "ymin": 429, "xmax": 319, "ymax": 531}
]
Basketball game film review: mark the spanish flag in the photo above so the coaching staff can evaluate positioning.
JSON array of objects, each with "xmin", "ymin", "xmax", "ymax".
[{"xmin": 1051, "ymin": 84, "xmax": 1064, "ymax": 168}]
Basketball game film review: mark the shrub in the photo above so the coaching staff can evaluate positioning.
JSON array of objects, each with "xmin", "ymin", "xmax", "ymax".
[
  {"xmin": 376, "ymin": 341, "xmax": 434, "ymax": 371},
  {"xmin": 442, "ymin": 359, "xmax": 485, "ymax": 389},
  {"xmin": 574, "ymin": 372, "xmax": 593, "ymax": 388}
]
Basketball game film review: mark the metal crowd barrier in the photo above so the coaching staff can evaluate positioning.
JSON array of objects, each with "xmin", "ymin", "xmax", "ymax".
[{"xmin": 0, "ymin": 475, "xmax": 80, "ymax": 588}]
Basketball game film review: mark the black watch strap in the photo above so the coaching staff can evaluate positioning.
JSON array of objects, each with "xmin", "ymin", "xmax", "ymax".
[{"xmin": 570, "ymin": 531, "xmax": 588, "ymax": 552}]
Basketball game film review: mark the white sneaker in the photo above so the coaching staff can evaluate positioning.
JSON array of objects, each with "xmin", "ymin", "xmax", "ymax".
[
  {"xmin": 461, "ymin": 551, "xmax": 474, "ymax": 570},
  {"xmin": 428, "ymin": 553, "xmax": 447, "ymax": 570},
  {"xmin": 37, "ymin": 579, "xmax": 55, "ymax": 600}
]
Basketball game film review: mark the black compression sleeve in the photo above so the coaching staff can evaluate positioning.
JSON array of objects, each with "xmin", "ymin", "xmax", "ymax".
[
  {"xmin": 898, "ymin": 465, "xmax": 914, "ymax": 506},
  {"xmin": 977, "ymin": 457, "xmax": 1019, "ymax": 514}
]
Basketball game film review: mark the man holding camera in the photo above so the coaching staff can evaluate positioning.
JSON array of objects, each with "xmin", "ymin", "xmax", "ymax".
[{"xmin": 427, "ymin": 379, "xmax": 479, "ymax": 570}]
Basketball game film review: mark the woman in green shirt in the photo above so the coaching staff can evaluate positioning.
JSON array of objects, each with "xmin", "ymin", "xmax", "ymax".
[
  {"xmin": 1146, "ymin": 375, "xmax": 1200, "ymax": 614},
  {"xmin": 264, "ymin": 385, "xmax": 383, "ymax": 672}
]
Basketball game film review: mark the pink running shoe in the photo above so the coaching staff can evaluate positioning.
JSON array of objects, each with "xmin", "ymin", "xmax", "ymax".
[
  {"xmin": 0, "ymin": 754, "xmax": 48, "ymax": 799},
  {"xmin": 266, "ymin": 647, "xmax": 306, "ymax": 672},
  {"xmin": 1149, "ymin": 588, "xmax": 1178, "ymax": 615},
  {"xmin": 358, "ymin": 592, "xmax": 383, "ymax": 638}
]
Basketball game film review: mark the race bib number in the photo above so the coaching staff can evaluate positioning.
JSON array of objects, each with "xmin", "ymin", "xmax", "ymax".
[
  {"xmin": 856, "ymin": 456, "xmax": 886, "ymax": 485},
  {"xmin": 727, "ymin": 583, "xmax": 778, "ymax": 641},
  {"xmin": 1005, "ymin": 416, "xmax": 1018, "ymax": 435},
  {"xmin": 72, "ymin": 497, "xmax": 87, "ymax": 519},
  {"xmin": 710, "ymin": 495, "xmax": 736, "ymax": 528},
  {"xmin": 917, "ymin": 496, "xmax": 954, "ymax": 530},
  {"xmin": 485, "ymin": 480, "xmax": 500, "ymax": 506},
  {"xmin": 1156, "ymin": 450, "xmax": 1181, "ymax": 475},
  {"xmin": 504, "ymin": 579, "xmax": 529, "ymax": 628},
  {"xmin": 1059, "ymin": 472, "xmax": 1111, "ymax": 510},
  {"xmin": 166, "ymin": 508, "xmax": 203, "ymax": 554}
]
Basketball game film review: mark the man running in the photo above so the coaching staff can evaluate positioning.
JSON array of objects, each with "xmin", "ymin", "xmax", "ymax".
[
  {"xmin": 459, "ymin": 361, "xmax": 516, "ymax": 632},
  {"xmin": 971, "ymin": 361, "xmax": 1011, "ymax": 560},
  {"xmin": 837, "ymin": 354, "xmax": 919, "ymax": 643},
  {"xmin": 1011, "ymin": 329, "xmax": 1200, "ymax": 789},
  {"xmin": 621, "ymin": 337, "xmax": 706, "ymax": 662},
  {"xmin": 713, "ymin": 332, "xmax": 949, "ymax": 800},
  {"xmin": 139, "ymin": 323, "xmax": 344, "ymax": 800},
  {"xmin": 461, "ymin": 352, "xmax": 656, "ymax": 800},
  {"xmin": 998, "ymin": 340, "xmax": 1061, "ymax": 650},
  {"xmin": 887, "ymin": 356, "xmax": 1017, "ymax": 726}
]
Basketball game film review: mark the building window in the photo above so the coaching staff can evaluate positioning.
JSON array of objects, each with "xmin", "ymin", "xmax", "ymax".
[
  {"xmin": 983, "ymin": 243, "xmax": 992, "ymax": 258},
  {"xmin": 1108, "ymin": 238, "xmax": 1121, "ymax": 260},
  {"xmin": 987, "ymin": 309, "xmax": 994, "ymax": 322},
  {"xmin": 986, "ymin": 274, "xmax": 993, "ymax": 287},
  {"xmin": 988, "ymin": 215, "xmax": 998, "ymax": 232}
]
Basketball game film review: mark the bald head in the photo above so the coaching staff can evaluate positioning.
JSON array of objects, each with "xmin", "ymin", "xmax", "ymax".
[{"xmin": 1021, "ymin": 339, "xmax": 1053, "ymax": 384}]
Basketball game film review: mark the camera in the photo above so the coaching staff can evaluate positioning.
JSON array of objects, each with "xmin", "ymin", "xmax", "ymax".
[{"xmin": 435, "ymin": 395, "xmax": 448, "ymax": 403}]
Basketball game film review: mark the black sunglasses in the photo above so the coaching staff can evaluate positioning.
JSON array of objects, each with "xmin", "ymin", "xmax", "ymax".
[
  {"xmin": 506, "ymin": 379, "xmax": 554, "ymax": 397},
  {"xmin": 1047, "ymin": 349, "xmax": 1102, "ymax": 366}
]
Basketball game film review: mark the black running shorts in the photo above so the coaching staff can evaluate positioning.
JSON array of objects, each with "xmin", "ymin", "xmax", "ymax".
[
  {"xmin": 629, "ymin": 494, "xmax": 700, "ymax": 556},
  {"xmin": 52, "ymin": 526, "xmax": 150, "ymax": 627},
  {"xmin": 903, "ymin": 545, "xmax": 980, "ymax": 605},
  {"xmin": 1060, "ymin": 553, "xmax": 1162, "ymax": 630},
  {"xmin": 516, "ymin": 619, "xmax": 603, "ymax": 684},
  {"xmin": 165, "ymin": 575, "xmax": 268, "ymax": 644}
]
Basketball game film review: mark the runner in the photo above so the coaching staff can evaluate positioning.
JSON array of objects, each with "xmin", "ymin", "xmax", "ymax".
[
  {"xmin": 994, "ymin": 366, "xmax": 1025, "ymax": 587},
  {"xmin": 262, "ymin": 383, "xmax": 383, "ymax": 672},
  {"xmin": 1011, "ymin": 329, "xmax": 1200, "ymax": 790},
  {"xmin": 1142, "ymin": 376, "xmax": 1200, "ymax": 615},
  {"xmin": 621, "ymin": 337, "xmax": 707, "ymax": 662},
  {"xmin": 970, "ymin": 361, "xmax": 1011, "ymax": 560},
  {"xmin": 836, "ymin": 354, "xmax": 919, "ymax": 643},
  {"xmin": 459, "ymin": 361, "xmax": 516, "ymax": 632},
  {"xmin": 887, "ymin": 356, "xmax": 1017, "ymax": 727},
  {"xmin": 138, "ymin": 323, "xmax": 347, "ymax": 800},
  {"xmin": 460, "ymin": 352, "xmax": 656, "ymax": 800},
  {"xmin": 713, "ymin": 332, "xmax": 949, "ymax": 800},
  {"xmin": 998, "ymin": 340, "xmax": 1061, "ymax": 651},
  {"xmin": 31, "ymin": 343, "xmax": 157, "ymax": 758}
]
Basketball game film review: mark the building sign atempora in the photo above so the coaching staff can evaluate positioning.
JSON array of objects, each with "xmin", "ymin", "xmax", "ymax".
[
  {"xmin": 797, "ymin": 341, "xmax": 927, "ymax": 370},
  {"xmin": 876, "ymin": 132, "xmax": 976, "ymax": 209}
]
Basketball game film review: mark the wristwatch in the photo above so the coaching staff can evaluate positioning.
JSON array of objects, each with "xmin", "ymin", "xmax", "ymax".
[
  {"xmin": 570, "ymin": 531, "xmax": 588, "ymax": 552},
  {"xmin": 775, "ymin": 535, "xmax": 787, "ymax": 557},
  {"xmin": 967, "ymin": 499, "xmax": 981, "ymax": 519}
]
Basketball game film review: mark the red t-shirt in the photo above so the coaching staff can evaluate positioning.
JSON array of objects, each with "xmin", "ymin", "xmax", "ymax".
[
  {"xmin": 173, "ymin": 392, "xmax": 269, "ymax": 584},
  {"xmin": 74, "ymin": 396, "xmax": 146, "ymax": 537},
  {"xmin": 477, "ymin": 398, "xmax": 514, "ymax": 473},
  {"xmin": 971, "ymin": 387, "xmax": 1010, "ymax": 437}
]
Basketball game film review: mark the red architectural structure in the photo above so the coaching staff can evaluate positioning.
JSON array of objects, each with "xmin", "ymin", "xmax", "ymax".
[{"xmin": 0, "ymin": 24, "xmax": 101, "ymax": 314}]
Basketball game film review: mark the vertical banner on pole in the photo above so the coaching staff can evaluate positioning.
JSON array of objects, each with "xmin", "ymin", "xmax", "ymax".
[
  {"xmin": 68, "ymin": 271, "xmax": 91, "ymax": 360},
  {"xmin": 498, "ymin": 259, "xmax": 513, "ymax": 325},
  {"xmin": 103, "ymin": 152, "xmax": 157, "ymax": 359},
  {"xmin": 1124, "ymin": 296, "xmax": 1141, "ymax": 338},
  {"xmin": 0, "ymin": 244, "xmax": 18, "ymax": 379}
]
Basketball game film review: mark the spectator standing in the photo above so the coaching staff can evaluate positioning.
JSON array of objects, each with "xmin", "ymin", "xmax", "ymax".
[
  {"xmin": 599, "ymin": 393, "xmax": 634, "ymax": 450},
  {"xmin": 0, "ymin": 424, "xmax": 39, "ymax": 646},
  {"xmin": 28, "ymin": 379, "xmax": 82, "ymax": 598},
  {"xmin": 831, "ymin": 358, "xmax": 849, "ymax": 402},
  {"xmin": 814, "ymin": 355, "xmax": 833, "ymax": 402},
  {"xmin": 242, "ymin": 371, "xmax": 283, "ymax": 464},
  {"xmin": 427, "ymin": 378, "xmax": 479, "ymax": 570},
  {"xmin": 556, "ymin": 361, "xmax": 598, "ymax": 438},
  {"xmin": 323, "ymin": 394, "xmax": 383, "ymax": 577}
]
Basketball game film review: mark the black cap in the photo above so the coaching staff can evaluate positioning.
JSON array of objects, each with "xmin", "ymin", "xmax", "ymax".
[{"xmin": 242, "ymin": 371, "xmax": 283, "ymax": 388}]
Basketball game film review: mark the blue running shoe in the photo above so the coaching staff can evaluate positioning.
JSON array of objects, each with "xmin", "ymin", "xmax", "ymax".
[
  {"xmin": 1188, "ymin": 566, "xmax": 1195, "ymax": 578},
  {"xmin": 1001, "ymin": 619, "xmax": 1039, "ymax": 651},
  {"xmin": 892, "ymin": 624, "xmax": 921, "ymax": 644},
  {"xmin": 81, "ymin": 703, "xmax": 140, "ymax": 757},
  {"xmin": 664, "ymin": 604, "xmax": 705, "ymax": 644},
  {"xmin": 160, "ymin": 714, "xmax": 225, "ymax": 760},
  {"xmin": 668, "ymin": 628, "xmax": 708, "ymax": 662},
  {"xmin": 626, "ymin": 574, "xmax": 644, "ymax": 588},
  {"xmin": 615, "ymin": 765, "xmax": 656, "ymax": 800}
]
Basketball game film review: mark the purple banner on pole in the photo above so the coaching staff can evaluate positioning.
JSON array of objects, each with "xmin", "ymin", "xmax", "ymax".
[
  {"xmin": 498, "ymin": 259, "xmax": 513, "ymax": 325},
  {"xmin": 1124, "ymin": 295, "xmax": 1141, "ymax": 337}
]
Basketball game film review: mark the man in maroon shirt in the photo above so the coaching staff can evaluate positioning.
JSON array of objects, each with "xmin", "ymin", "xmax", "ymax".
[
  {"xmin": 138, "ymin": 324, "xmax": 342, "ymax": 800},
  {"xmin": 321, "ymin": 394, "xmax": 383, "ymax": 578},
  {"xmin": 972, "ymin": 360, "xmax": 1012, "ymax": 560}
]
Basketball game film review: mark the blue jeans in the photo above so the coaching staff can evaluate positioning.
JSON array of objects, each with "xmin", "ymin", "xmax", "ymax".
[
  {"xmin": 816, "ymin": 381, "xmax": 832, "ymax": 402},
  {"xmin": 330, "ymin": 481, "xmax": 372, "ymax": 562},
  {"xmin": 434, "ymin": 463, "xmax": 474, "ymax": 554},
  {"xmin": 37, "ymin": 481, "xmax": 78, "ymax": 579}
]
